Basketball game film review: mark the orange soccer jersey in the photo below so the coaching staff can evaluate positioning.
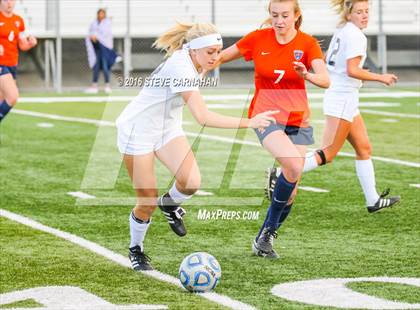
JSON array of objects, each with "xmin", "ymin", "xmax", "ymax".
[
  {"xmin": 0, "ymin": 12, "xmax": 25, "ymax": 67},
  {"xmin": 236, "ymin": 28, "xmax": 323, "ymax": 127}
]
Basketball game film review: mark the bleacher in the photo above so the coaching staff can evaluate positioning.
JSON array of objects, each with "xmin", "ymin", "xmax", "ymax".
[
  {"xmin": 15, "ymin": 0, "xmax": 420, "ymax": 37},
  {"xmin": 12, "ymin": 0, "xmax": 420, "ymax": 82}
]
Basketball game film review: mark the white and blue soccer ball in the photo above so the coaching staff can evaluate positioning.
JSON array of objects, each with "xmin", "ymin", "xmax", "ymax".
[{"xmin": 178, "ymin": 252, "xmax": 221, "ymax": 293}]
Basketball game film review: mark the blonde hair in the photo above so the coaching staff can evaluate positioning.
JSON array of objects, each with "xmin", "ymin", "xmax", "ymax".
[
  {"xmin": 153, "ymin": 22, "xmax": 218, "ymax": 57},
  {"xmin": 331, "ymin": 0, "xmax": 368, "ymax": 25},
  {"xmin": 261, "ymin": 0, "xmax": 303, "ymax": 29}
]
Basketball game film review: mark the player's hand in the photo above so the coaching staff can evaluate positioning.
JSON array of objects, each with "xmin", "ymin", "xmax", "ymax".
[
  {"xmin": 90, "ymin": 35, "xmax": 97, "ymax": 42},
  {"xmin": 0, "ymin": 44, "xmax": 4, "ymax": 56},
  {"xmin": 293, "ymin": 61, "xmax": 308, "ymax": 78},
  {"xmin": 28, "ymin": 36, "xmax": 37, "ymax": 47},
  {"xmin": 248, "ymin": 110, "xmax": 279, "ymax": 129},
  {"xmin": 380, "ymin": 73, "xmax": 398, "ymax": 86}
]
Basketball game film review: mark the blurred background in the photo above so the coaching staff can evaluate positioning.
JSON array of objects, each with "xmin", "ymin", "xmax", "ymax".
[{"xmin": 14, "ymin": 0, "xmax": 420, "ymax": 92}]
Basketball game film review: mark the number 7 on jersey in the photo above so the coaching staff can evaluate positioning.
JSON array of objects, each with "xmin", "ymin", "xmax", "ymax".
[{"xmin": 274, "ymin": 70, "xmax": 285, "ymax": 84}]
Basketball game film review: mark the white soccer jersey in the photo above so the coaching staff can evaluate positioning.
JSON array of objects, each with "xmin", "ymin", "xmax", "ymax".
[
  {"xmin": 326, "ymin": 22, "xmax": 367, "ymax": 90},
  {"xmin": 116, "ymin": 49, "xmax": 199, "ymax": 132}
]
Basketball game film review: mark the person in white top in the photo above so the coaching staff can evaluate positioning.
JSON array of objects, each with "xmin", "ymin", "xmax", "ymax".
[
  {"xmin": 267, "ymin": 0, "xmax": 400, "ymax": 213},
  {"xmin": 85, "ymin": 8, "xmax": 116, "ymax": 94},
  {"xmin": 117, "ymin": 22, "xmax": 278, "ymax": 271}
]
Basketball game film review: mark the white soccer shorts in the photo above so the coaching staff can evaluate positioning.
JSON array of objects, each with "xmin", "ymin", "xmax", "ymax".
[
  {"xmin": 117, "ymin": 124, "xmax": 185, "ymax": 155},
  {"xmin": 323, "ymin": 89, "xmax": 360, "ymax": 122}
]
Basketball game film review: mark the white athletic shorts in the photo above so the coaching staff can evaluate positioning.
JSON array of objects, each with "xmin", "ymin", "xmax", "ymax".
[
  {"xmin": 323, "ymin": 89, "xmax": 360, "ymax": 122},
  {"xmin": 117, "ymin": 123, "xmax": 185, "ymax": 155}
]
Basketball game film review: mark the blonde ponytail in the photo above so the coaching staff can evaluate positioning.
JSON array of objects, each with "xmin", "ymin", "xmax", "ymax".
[
  {"xmin": 331, "ymin": 0, "xmax": 368, "ymax": 26},
  {"xmin": 153, "ymin": 22, "xmax": 219, "ymax": 57},
  {"xmin": 261, "ymin": 0, "xmax": 303, "ymax": 30}
]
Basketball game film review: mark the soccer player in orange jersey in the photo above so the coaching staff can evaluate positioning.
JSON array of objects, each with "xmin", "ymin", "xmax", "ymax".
[
  {"xmin": 215, "ymin": 0, "xmax": 330, "ymax": 258},
  {"xmin": 266, "ymin": 0, "xmax": 400, "ymax": 214},
  {"xmin": 0, "ymin": 0, "xmax": 37, "ymax": 123}
]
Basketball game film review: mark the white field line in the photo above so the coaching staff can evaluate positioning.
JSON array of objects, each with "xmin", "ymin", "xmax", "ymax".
[
  {"xmin": 360, "ymin": 109, "xmax": 420, "ymax": 119},
  {"xmin": 19, "ymin": 98, "xmax": 403, "ymax": 110},
  {"xmin": 37, "ymin": 122, "xmax": 55, "ymax": 128},
  {"xmin": 19, "ymin": 96, "xmax": 134, "ymax": 103},
  {"xmin": 0, "ymin": 209, "xmax": 256, "ymax": 310},
  {"xmin": 357, "ymin": 102, "xmax": 400, "ymax": 107},
  {"xmin": 13, "ymin": 109, "xmax": 115, "ymax": 126},
  {"xmin": 67, "ymin": 192, "xmax": 96, "ymax": 199},
  {"xmin": 208, "ymin": 102, "xmax": 401, "ymax": 110},
  {"xmin": 185, "ymin": 131, "xmax": 420, "ymax": 169},
  {"xmin": 409, "ymin": 184, "xmax": 420, "ymax": 189},
  {"xmin": 298, "ymin": 186, "xmax": 330, "ymax": 193},
  {"xmin": 380, "ymin": 119, "xmax": 399, "ymax": 123},
  {"xmin": 11, "ymin": 109, "xmax": 420, "ymax": 168},
  {"xmin": 195, "ymin": 190, "xmax": 214, "ymax": 196},
  {"xmin": 18, "ymin": 92, "xmax": 420, "ymax": 104},
  {"xmin": 74, "ymin": 197, "xmax": 264, "ymax": 207}
]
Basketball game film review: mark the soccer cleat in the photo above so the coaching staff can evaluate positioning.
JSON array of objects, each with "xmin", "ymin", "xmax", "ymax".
[
  {"xmin": 252, "ymin": 227, "xmax": 279, "ymax": 259},
  {"xmin": 265, "ymin": 167, "xmax": 280, "ymax": 200},
  {"xmin": 367, "ymin": 188, "xmax": 401, "ymax": 213},
  {"xmin": 158, "ymin": 193, "xmax": 187, "ymax": 237},
  {"xmin": 129, "ymin": 245, "xmax": 153, "ymax": 271}
]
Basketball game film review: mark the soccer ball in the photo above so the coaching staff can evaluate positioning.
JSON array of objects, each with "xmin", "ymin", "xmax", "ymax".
[{"xmin": 178, "ymin": 252, "xmax": 221, "ymax": 293}]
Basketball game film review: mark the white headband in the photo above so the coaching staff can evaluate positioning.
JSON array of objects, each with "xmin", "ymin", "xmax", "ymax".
[{"xmin": 183, "ymin": 33, "xmax": 223, "ymax": 50}]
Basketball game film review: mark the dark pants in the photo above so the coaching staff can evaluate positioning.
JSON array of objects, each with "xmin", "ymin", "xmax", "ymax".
[{"xmin": 92, "ymin": 42, "xmax": 110, "ymax": 83}]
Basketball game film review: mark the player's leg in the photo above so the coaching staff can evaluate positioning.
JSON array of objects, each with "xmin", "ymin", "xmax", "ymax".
[
  {"xmin": 86, "ymin": 55, "xmax": 100, "ymax": 93},
  {"xmin": 259, "ymin": 165, "xmax": 302, "ymax": 255},
  {"xmin": 0, "ymin": 73, "xmax": 19, "ymax": 123},
  {"xmin": 155, "ymin": 135, "xmax": 201, "ymax": 237},
  {"xmin": 347, "ymin": 114, "xmax": 400, "ymax": 212},
  {"xmin": 101, "ymin": 55, "xmax": 111, "ymax": 94},
  {"xmin": 265, "ymin": 117, "xmax": 352, "ymax": 199},
  {"xmin": 124, "ymin": 152, "xmax": 157, "ymax": 270},
  {"xmin": 306, "ymin": 116, "xmax": 352, "ymax": 170},
  {"xmin": 254, "ymin": 130, "xmax": 305, "ymax": 258}
]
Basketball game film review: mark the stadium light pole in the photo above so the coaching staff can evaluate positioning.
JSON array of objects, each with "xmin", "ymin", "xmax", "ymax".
[{"xmin": 378, "ymin": 0, "xmax": 387, "ymax": 74}]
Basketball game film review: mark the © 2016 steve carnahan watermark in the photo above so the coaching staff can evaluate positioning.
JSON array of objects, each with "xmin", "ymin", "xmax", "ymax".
[{"xmin": 118, "ymin": 76, "xmax": 219, "ymax": 88}]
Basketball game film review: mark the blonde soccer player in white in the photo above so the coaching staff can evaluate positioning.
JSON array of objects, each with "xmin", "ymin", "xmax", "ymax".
[
  {"xmin": 267, "ymin": 0, "xmax": 400, "ymax": 213},
  {"xmin": 116, "ymin": 22, "xmax": 278, "ymax": 270}
]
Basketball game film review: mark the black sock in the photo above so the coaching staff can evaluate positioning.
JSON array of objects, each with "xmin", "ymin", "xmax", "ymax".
[
  {"xmin": 265, "ymin": 173, "xmax": 296, "ymax": 230},
  {"xmin": 276, "ymin": 204, "xmax": 292, "ymax": 230},
  {"xmin": 0, "ymin": 100, "xmax": 12, "ymax": 122}
]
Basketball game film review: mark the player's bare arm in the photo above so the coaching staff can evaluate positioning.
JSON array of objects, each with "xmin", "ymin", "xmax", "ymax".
[{"xmin": 18, "ymin": 35, "xmax": 37, "ymax": 51}]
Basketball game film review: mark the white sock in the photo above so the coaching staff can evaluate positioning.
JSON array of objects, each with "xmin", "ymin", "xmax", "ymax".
[
  {"xmin": 303, "ymin": 152, "xmax": 319, "ymax": 173},
  {"xmin": 168, "ymin": 183, "xmax": 192, "ymax": 204},
  {"xmin": 129, "ymin": 211, "xmax": 151, "ymax": 249},
  {"xmin": 355, "ymin": 159, "xmax": 380, "ymax": 206}
]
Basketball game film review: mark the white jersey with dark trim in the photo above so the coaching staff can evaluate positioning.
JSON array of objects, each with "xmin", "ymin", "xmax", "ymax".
[{"xmin": 326, "ymin": 22, "xmax": 367, "ymax": 91}]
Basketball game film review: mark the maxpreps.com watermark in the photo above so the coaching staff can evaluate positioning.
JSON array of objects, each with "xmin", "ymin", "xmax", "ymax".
[
  {"xmin": 118, "ymin": 76, "xmax": 219, "ymax": 88},
  {"xmin": 197, "ymin": 209, "xmax": 260, "ymax": 221}
]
